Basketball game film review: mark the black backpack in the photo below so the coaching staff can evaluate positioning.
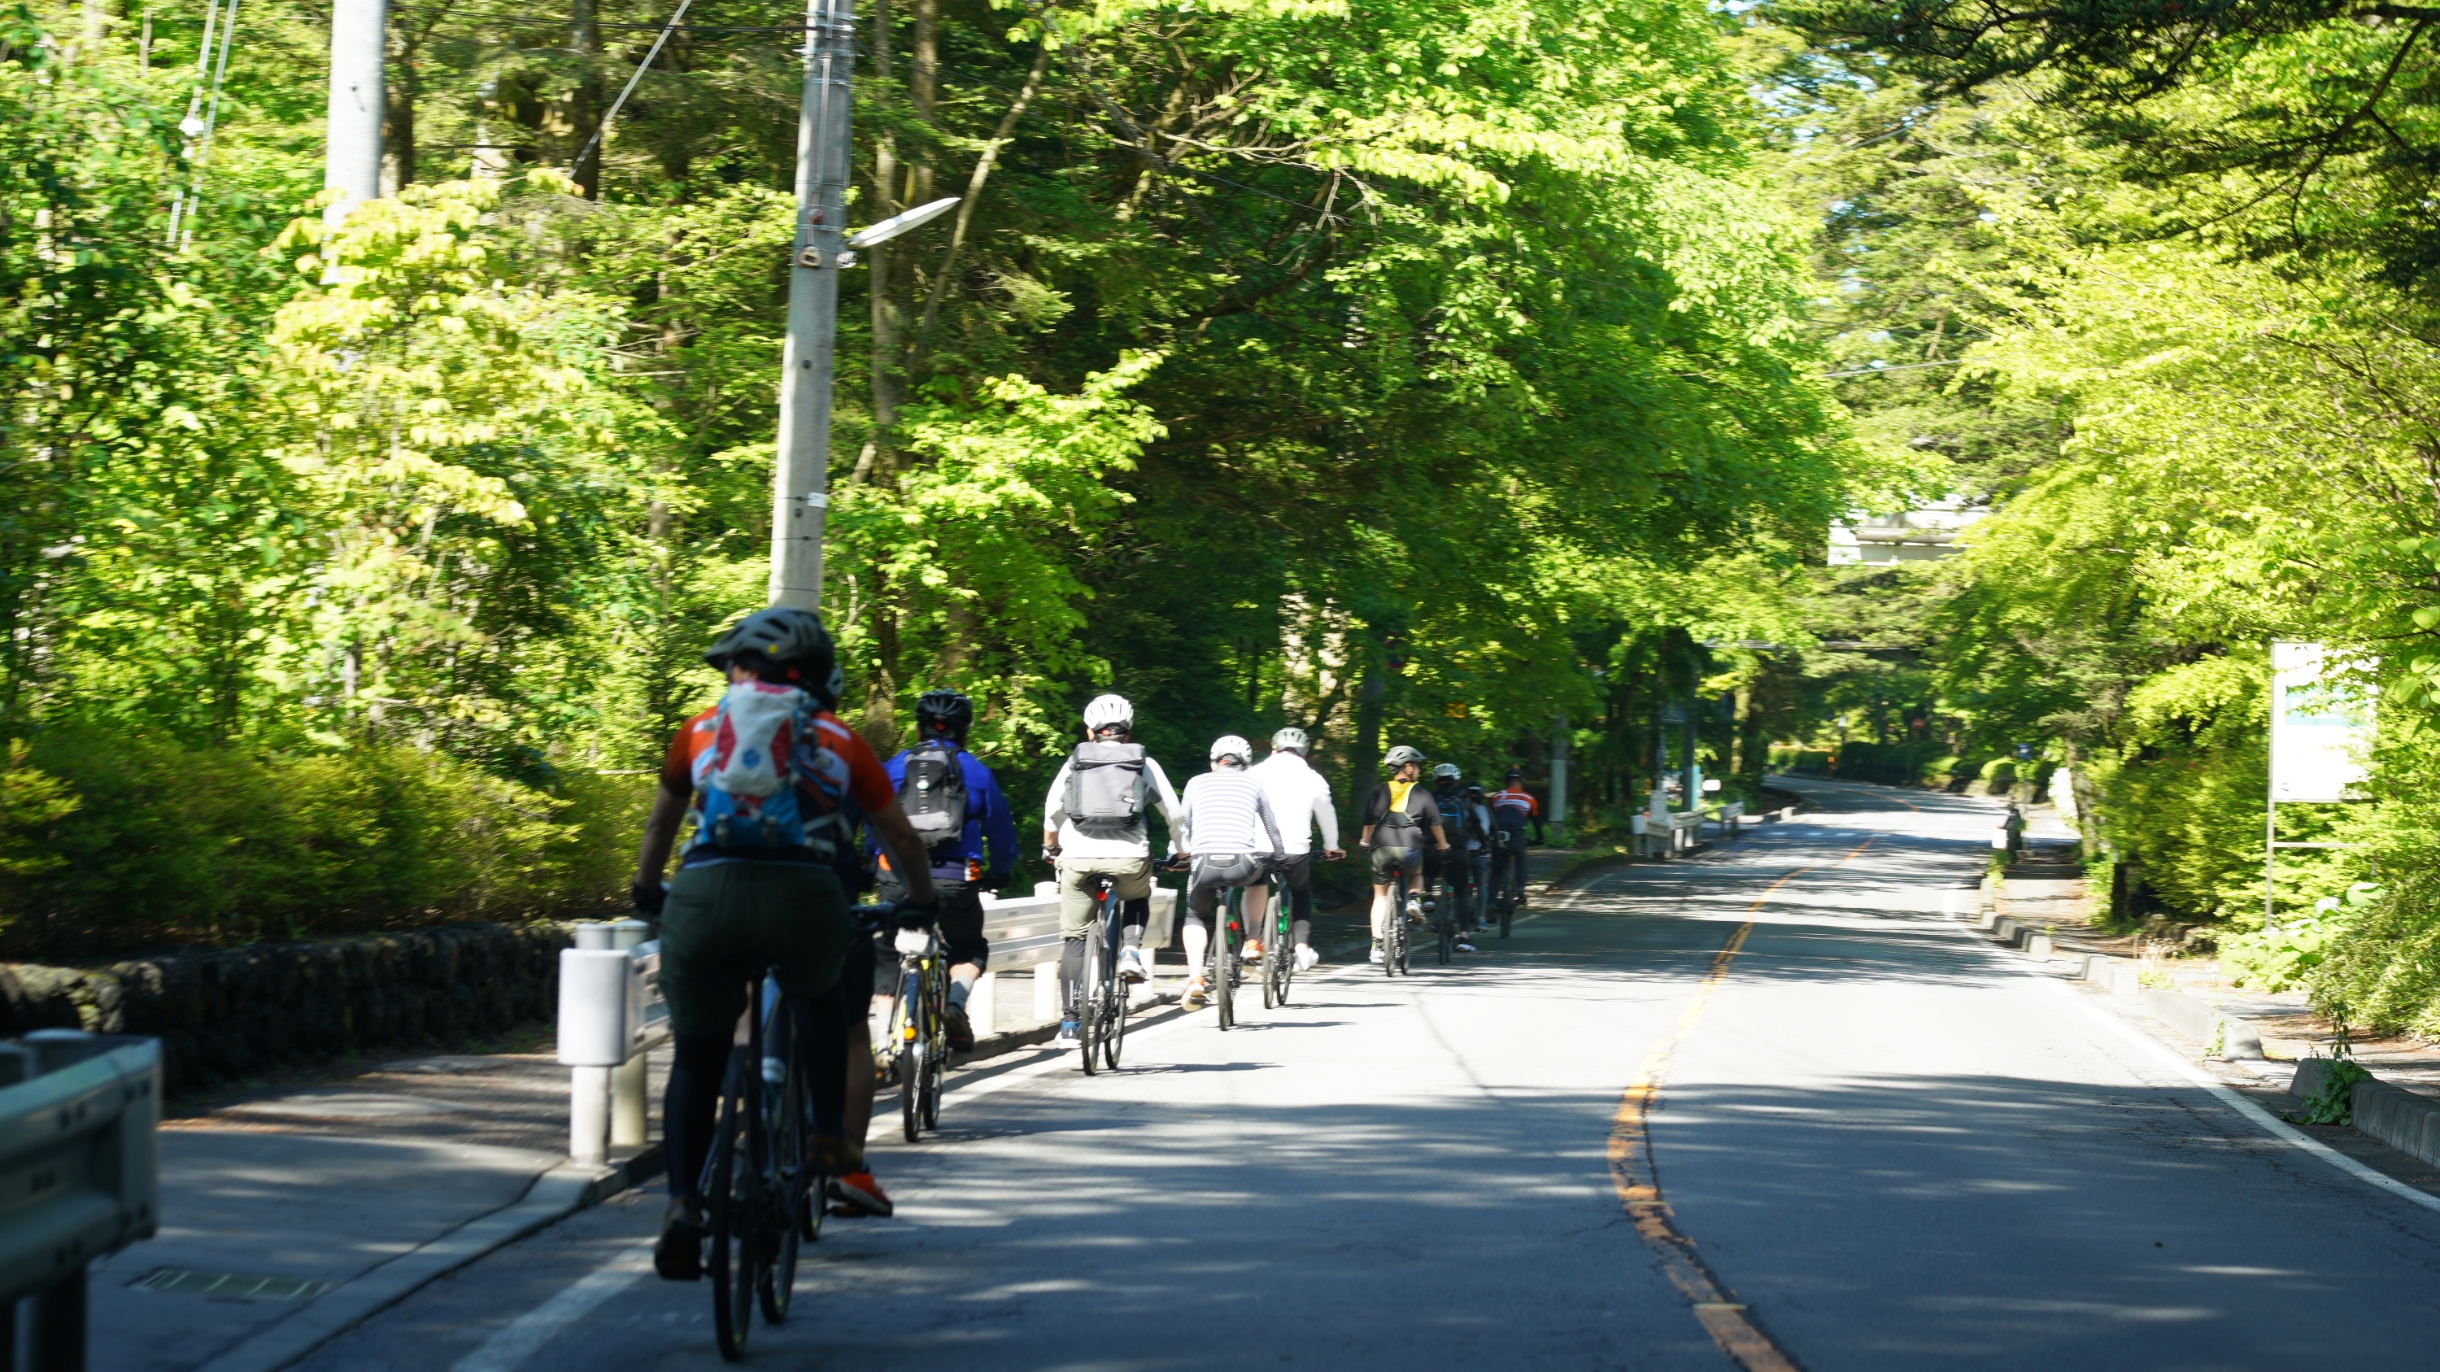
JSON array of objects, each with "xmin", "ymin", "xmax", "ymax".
[{"xmin": 898, "ymin": 740, "xmax": 968, "ymax": 847}]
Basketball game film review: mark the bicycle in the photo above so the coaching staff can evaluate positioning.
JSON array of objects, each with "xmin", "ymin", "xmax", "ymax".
[
  {"xmin": 1075, "ymin": 870, "xmax": 1131, "ymax": 1075},
  {"xmin": 704, "ymin": 965, "xmax": 827, "ymax": 1361},
  {"xmin": 1258, "ymin": 865, "xmax": 1292, "ymax": 1009},
  {"xmin": 1489, "ymin": 830, "xmax": 1526, "ymax": 938},
  {"xmin": 1374, "ymin": 849, "xmax": 1416, "ymax": 977},
  {"xmin": 1209, "ymin": 880, "xmax": 1240, "ymax": 1030},
  {"xmin": 883, "ymin": 919, "xmax": 948, "ymax": 1142}
]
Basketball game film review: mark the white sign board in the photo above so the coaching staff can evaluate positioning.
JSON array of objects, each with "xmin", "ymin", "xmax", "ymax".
[{"xmin": 2270, "ymin": 642, "xmax": 2372, "ymax": 803}]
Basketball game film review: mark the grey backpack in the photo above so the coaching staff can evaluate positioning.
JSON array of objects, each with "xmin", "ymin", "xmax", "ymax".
[{"xmin": 1064, "ymin": 741, "xmax": 1149, "ymax": 824}]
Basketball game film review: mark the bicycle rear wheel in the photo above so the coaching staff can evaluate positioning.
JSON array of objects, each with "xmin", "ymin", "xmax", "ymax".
[
  {"xmin": 1103, "ymin": 975, "xmax": 1127, "ymax": 1069},
  {"xmin": 708, "ymin": 1047, "xmax": 759, "ymax": 1361},
  {"xmin": 1080, "ymin": 929, "xmax": 1103, "ymax": 1075},
  {"xmin": 898, "ymin": 964, "xmax": 926, "ymax": 1141},
  {"xmin": 1213, "ymin": 897, "xmax": 1235, "ymax": 1031},
  {"xmin": 921, "ymin": 966, "xmax": 945, "ymax": 1130},
  {"xmin": 1499, "ymin": 889, "xmax": 1513, "ymax": 938},
  {"xmin": 758, "ymin": 1058, "xmax": 804, "ymax": 1324}
]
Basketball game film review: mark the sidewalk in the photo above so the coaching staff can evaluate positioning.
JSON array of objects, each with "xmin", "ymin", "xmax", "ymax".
[{"xmin": 91, "ymin": 1047, "xmax": 668, "ymax": 1372}]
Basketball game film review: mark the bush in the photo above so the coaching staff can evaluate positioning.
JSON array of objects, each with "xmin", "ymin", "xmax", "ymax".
[
  {"xmin": 0, "ymin": 728, "xmax": 646, "ymax": 959},
  {"xmin": 2223, "ymin": 887, "xmax": 2370, "ymax": 992}
]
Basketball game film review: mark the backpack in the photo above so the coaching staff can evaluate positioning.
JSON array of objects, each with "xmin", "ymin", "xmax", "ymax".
[
  {"xmin": 688, "ymin": 681, "xmax": 849, "ymax": 854},
  {"xmin": 1064, "ymin": 741, "xmax": 1149, "ymax": 824},
  {"xmin": 898, "ymin": 740, "xmax": 969, "ymax": 847}
]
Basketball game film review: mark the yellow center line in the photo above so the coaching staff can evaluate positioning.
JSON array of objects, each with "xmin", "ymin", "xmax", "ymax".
[{"xmin": 1607, "ymin": 834, "xmax": 1880, "ymax": 1372}]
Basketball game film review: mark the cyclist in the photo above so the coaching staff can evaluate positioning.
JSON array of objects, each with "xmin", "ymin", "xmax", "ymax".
[
  {"xmin": 1488, "ymin": 768, "xmax": 1543, "ymax": 909},
  {"xmin": 630, "ymin": 607, "xmax": 938, "ymax": 1280},
  {"xmin": 1041, "ymin": 693, "xmax": 1183, "ymax": 1048},
  {"xmin": 1174, "ymin": 735, "xmax": 1286, "ymax": 1008},
  {"xmin": 1358, "ymin": 745, "xmax": 1450, "ymax": 964},
  {"xmin": 873, "ymin": 688, "xmax": 1018, "ymax": 1053},
  {"xmin": 1461, "ymin": 783, "xmax": 1496, "ymax": 933},
  {"xmin": 1422, "ymin": 763, "xmax": 1478, "ymax": 954},
  {"xmin": 1245, "ymin": 726, "xmax": 1343, "ymax": 972}
]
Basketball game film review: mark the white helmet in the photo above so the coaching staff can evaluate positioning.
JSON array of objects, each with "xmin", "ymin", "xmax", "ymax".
[
  {"xmin": 1271, "ymin": 726, "xmax": 1309, "ymax": 753},
  {"xmin": 1383, "ymin": 744, "xmax": 1425, "ymax": 770},
  {"xmin": 1433, "ymin": 762, "xmax": 1462, "ymax": 782},
  {"xmin": 1210, "ymin": 734, "xmax": 1252, "ymax": 765},
  {"xmin": 1082, "ymin": 693, "xmax": 1133, "ymax": 732}
]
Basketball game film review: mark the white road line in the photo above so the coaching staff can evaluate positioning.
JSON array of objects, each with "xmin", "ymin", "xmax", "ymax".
[
  {"xmin": 2049, "ymin": 983, "xmax": 2440, "ymax": 1217},
  {"xmin": 448, "ymin": 1242, "xmax": 656, "ymax": 1372}
]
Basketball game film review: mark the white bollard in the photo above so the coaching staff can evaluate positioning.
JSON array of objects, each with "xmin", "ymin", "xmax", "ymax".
[
  {"xmin": 1034, "ymin": 963, "xmax": 1059, "ymax": 1021},
  {"xmin": 571, "ymin": 1065, "xmax": 611, "ymax": 1167},
  {"xmin": 967, "ymin": 969, "xmax": 997, "ymax": 1037},
  {"xmin": 607, "ymin": 920, "xmax": 651, "ymax": 1148}
]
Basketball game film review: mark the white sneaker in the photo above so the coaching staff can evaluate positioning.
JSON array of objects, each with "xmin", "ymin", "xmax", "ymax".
[
  {"xmin": 1294, "ymin": 945, "xmax": 1319, "ymax": 972},
  {"xmin": 1455, "ymin": 937, "xmax": 1477, "ymax": 953},
  {"xmin": 1118, "ymin": 946, "xmax": 1149, "ymax": 983},
  {"xmin": 1368, "ymin": 941, "xmax": 1385, "ymax": 964},
  {"xmin": 1242, "ymin": 942, "xmax": 1265, "ymax": 964},
  {"xmin": 1055, "ymin": 1020, "xmax": 1081, "ymax": 1047}
]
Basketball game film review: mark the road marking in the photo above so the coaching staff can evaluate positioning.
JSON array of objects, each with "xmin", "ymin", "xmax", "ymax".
[
  {"xmin": 2049, "ymin": 984, "xmax": 2440, "ymax": 1217},
  {"xmin": 1605, "ymin": 834, "xmax": 1878, "ymax": 1372},
  {"xmin": 448, "ymin": 1241, "xmax": 655, "ymax": 1372}
]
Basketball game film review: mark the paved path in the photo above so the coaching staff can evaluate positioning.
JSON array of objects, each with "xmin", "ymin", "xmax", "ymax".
[{"xmin": 191, "ymin": 782, "xmax": 2440, "ymax": 1367}]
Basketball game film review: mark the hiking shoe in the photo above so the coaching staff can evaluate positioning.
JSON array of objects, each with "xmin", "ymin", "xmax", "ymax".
[
  {"xmin": 1055, "ymin": 1020, "xmax": 1081, "ymax": 1048},
  {"xmin": 828, "ymin": 1171, "xmax": 894, "ymax": 1218},
  {"xmin": 653, "ymin": 1203, "xmax": 705, "ymax": 1281},
  {"xmin": 1368, "ymin": 941, "xmax": 1385, "ymax": 965},
  {"xmin": 944, "ymin": 1002, "xmax": 975, "ymax": 1052},
  {"xmin": 1294, "ymin": 945, "xmax": 1319, "ymax": 972},
  {"xmin": 1118, "ymin": 946, "xmax": 1150, "ymax": 983},
  {"xmin": 1183, "ymin": 977, "xmax": 1209, "ymax": 1009}
]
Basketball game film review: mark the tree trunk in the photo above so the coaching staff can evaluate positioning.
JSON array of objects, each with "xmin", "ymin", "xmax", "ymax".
[
  {"xmin": 569, "ymin": 0, "xmax": 603, "ymax": 197},
  {"xmin": 911, "ymin": 0, "xmax": 936, "ymax": 203}
]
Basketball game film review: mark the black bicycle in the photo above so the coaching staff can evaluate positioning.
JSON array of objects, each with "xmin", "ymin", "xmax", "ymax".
[
  {"xmin": 1489, "ymin": 831, "xmax": 1527, "ymax": 937},
  {"xmin": 1077, "ymin": 871, "xmax": 1131, "ymax": 1074},
  {"xmin": 705, "ymin": 968, "xmax": 823, "ymax": 1361},
  {"xmin": 1258, "ymin": 865, "xmax": 1293, "ymax": 1009},
  {"xmin": 885, "ymin": 921, "xmax": 948, "ymax": 1141},
  {"xmin": 1375, "ymin": 851, "xmax": 1415, "ymax": 977},
  {"xmin": 1209, "ymin": 881, "xmax": 1240, "ymax": 1029}
]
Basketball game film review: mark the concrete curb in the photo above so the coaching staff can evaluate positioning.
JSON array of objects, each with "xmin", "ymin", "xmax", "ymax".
[
  {"xmin": 193, "ymin": 1146, "xmax": 663, "ymax": 1372},
  {"xmin": 1943, "ymin": 901, "xmax": 2270, "ymax": 1061},
  {"xmin": 2289, "ymin": 1058, "xmax": 2440, "ymax": 1168}
]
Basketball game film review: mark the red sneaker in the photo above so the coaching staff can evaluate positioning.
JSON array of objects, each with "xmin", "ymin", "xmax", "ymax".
[{"xmin": 828, "ymin": 1170, "xmax": 895, "ymax": 1218}]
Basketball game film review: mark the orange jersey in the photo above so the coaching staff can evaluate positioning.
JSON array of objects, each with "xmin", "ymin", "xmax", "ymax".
[{"xmin": 1490, "ymin": 787, "xmax": 1539, "ymax": 818}]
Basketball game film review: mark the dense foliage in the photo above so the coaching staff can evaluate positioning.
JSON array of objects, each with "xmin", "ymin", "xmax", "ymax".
[{"xmin": 0, "ymin": 0, "xmax": 1871, "ymax": 955}]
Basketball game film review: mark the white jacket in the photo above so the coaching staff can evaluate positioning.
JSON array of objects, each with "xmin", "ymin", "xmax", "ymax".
[{"xmin": 1248, "ymin": 751, "xmax": 1339, "ymax": 856}]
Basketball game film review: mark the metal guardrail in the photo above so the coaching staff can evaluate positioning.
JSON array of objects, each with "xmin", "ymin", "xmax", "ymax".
[{"xmin": 0, "ymin": 1029, "xmax": 162, "ymax": 1371}]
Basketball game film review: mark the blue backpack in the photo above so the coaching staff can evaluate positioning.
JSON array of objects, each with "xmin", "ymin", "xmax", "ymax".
[{"xmin": 687, "ymin": 681, "xmax": 851, "ymax": 853}]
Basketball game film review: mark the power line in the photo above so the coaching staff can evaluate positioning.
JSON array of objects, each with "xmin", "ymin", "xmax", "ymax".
[{"xmin": 569, "ymin": 0, "xmax": 698, "ymax": 183}]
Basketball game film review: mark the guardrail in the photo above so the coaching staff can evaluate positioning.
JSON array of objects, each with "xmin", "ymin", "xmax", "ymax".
[{"xmin": 0, "ymin": 1029, "xmax": 161, "ymax": 1370}]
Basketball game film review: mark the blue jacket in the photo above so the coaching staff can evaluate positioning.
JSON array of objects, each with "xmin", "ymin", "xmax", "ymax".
[{"xmin": 876, "ymin": 744, "xmax": 1019, "ymax": 879}]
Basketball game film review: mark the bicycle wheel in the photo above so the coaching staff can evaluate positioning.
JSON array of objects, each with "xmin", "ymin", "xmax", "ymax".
[
  {"xmin": 1080, "ymin": 926, "xmax": 1103, "ymax": 1075},
  {"xmin": 1438, "ymin": 918, "xmax": 1453, "ymax": 965},
  {"xmin": 1399, "ymin": 896, "xmax": 1416, "ymax": 974},
  {"xmin": 758, "ymin": 1057, "xmax": 804, "ymax": 1324},
  {"xmin": 1103, "ymin": 973, "xmax": 1127, "ymax": 1069},
  {"xmin": 899, "ymin": 966, "xmax": 926, "ymax": 1142},
  {"xmin": 1213, "ymin": 895, "xmax": 1235, "ymax": 1031},
  {"xmin": 921, "ymin": 965, "xmax": 945, "ymax": 1130},
  {"xmin": 1499, "ymin": 888, "xmax": 1513, "ymax": 938},
  {"xmin": 708, "ymin": 1048, "xmax": 759, "ymax": 1361}
]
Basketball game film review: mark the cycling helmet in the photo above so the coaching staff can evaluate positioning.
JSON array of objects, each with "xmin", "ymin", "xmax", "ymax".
[
  {"xmin": 1210, "ymin": 734, "xmax": 1252, "ymax": 766},
  {"xmin": 1082, "ymin": 693, "xmax": 1133, "ymax": 733},
  {"xmin": 1271, "ymin": 726, "xmax": 1309, "ymax": 753},
  {"xmin": 703, "ymin": 607, "xmax": 843, "ymax": 706},
  {"xmin": 1505, "ymin": 767, "xmax": 1525, "ymax": 782},
  {"xmin": 916, "ymin": 688, "xmax": 973, "ymax": 741},
  {"xmin": 1383, "ymin": 744, "xmax": 1425, "ymax": 771},
  {"xmin": 1432, "ymin": 762, "xmax": 1462, "ymax": 781}
]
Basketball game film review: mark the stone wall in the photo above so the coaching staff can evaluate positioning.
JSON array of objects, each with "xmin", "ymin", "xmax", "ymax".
[{"xmin": 0, "ymin": 922, "xmax": 570, "ymax": 1096}]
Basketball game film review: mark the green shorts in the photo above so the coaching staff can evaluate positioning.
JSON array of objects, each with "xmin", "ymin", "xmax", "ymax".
[{"xmin": 657, "ymin": 859, "xmax": 854, "ymax": 1037}]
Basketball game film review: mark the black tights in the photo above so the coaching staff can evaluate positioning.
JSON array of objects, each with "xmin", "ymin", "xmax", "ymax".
[{"xmin": 665, "ymin": 979, "xmax": 853, "ymax": 1204}]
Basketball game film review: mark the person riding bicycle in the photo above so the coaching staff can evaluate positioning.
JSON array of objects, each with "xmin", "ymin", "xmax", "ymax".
[
  {"xmin": 1245, "ymin": 726, "xmax": 1343, "ymax": 972},
  {"xmin": 872, "ymin": 688, "xmax": 1017, "ymax": 1054},
  {"xmin": 1488, "ymin": 768, "xmax": 1543, "ymax": 909},
  {"xmin": 1041, "ymin": 693, "xmax": 1184, "ymax": 1048},
  {"xmin": 1422, "ymin": 763, "xmax": 1479, "ymax": 954},
  {"xmin": 1359, "ymin": 745, "xmax": 1450, "ymax": 964},
  {"xmin": 629, "ymin": 607, "xmax": 939, "ymax": 1281},
  {"xmin": 1461, "ymin": 783, "xmax": 1496, "ymax": 933},
  {"xmin": 1174, "ymin": 735, "xmax": 1286, "ymax": 1008}
]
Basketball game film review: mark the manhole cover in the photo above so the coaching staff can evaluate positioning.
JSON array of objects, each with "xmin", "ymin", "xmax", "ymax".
[
  {"xmin": 223, "ymin": 1093, "xmax": 468, "ymax": 1120},
  {"xmin": 136, "ymin": 1270, "xmax": 333, "ymax": 1301}
]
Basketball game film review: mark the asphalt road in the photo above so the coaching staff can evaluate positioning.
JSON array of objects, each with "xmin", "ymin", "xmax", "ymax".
[{"xmin": 288, "ymin": 778, "xmax": 2440, "ymax": 1371}]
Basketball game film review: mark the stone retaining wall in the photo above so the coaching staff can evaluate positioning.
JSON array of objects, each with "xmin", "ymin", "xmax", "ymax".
[{"xmin": 0, "ymin": 922, "xmax": 570, "ymax": 1096}]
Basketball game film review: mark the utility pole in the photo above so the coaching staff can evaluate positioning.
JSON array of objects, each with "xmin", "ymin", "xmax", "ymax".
[
  {"xmin": 768, "ymin": 0, "xmax": 857, "ymax": 611},
  {"xmin": 323, "ymin": 0, "xmax": 386, "ymax": 228},
  {"xmin": 1547, "ymin": 713, "xmax": 1569, "ymax": 845}
]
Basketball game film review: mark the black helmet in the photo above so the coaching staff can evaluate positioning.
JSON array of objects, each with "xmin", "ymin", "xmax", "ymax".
[
  {"xmin": 704, "ymin": 607, "xmax": 843, "ymax": 706},
  {"xmin": 916, "ymin": 688, "xmax": 974, "ymax": 741},
  {"xmin": 1505, "ymin": 767, "xmax": 1525, "ymax": 782}
]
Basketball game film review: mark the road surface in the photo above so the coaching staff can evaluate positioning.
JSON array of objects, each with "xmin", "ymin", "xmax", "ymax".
[{"xmin": 280, "ymin": 778, "xmax": 2440, "ymax": 1370}]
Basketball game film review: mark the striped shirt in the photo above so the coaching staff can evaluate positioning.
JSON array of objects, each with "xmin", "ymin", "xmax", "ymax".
[{"xmin": 1176, "ymin": 768, "xmax": 1285, "ymax": 858}]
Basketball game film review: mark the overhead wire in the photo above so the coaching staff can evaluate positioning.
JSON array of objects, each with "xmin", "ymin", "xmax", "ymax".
[{"xmin": 569, "ymin": 0, "xmax": 701, "ymax": 182}]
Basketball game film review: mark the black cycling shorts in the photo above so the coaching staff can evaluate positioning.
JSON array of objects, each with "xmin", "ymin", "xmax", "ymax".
[
  {"xmin": 1273, "ymin": 851, "xmax": 1313, "ymax": 891},
  {"xmin": 1370, "ymin": 844, "xmax": 1420, "ymax": 885},
  {"xmin": 876, "ymin": 874, "xmax": 990, "ymax": 971}
]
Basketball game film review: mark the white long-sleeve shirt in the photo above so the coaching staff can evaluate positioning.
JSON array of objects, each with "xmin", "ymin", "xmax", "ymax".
[
  {"xmin": 1248, "ymin": 751, "xmax": 1338, "ymax": 856},
  {"xmin": 1043, "ymin": 751, "xmax": 1184, "ymax": 860},
  {"xmin": 1175, "ymin": 768, "xmax": 1284, "ymax": 858}
]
